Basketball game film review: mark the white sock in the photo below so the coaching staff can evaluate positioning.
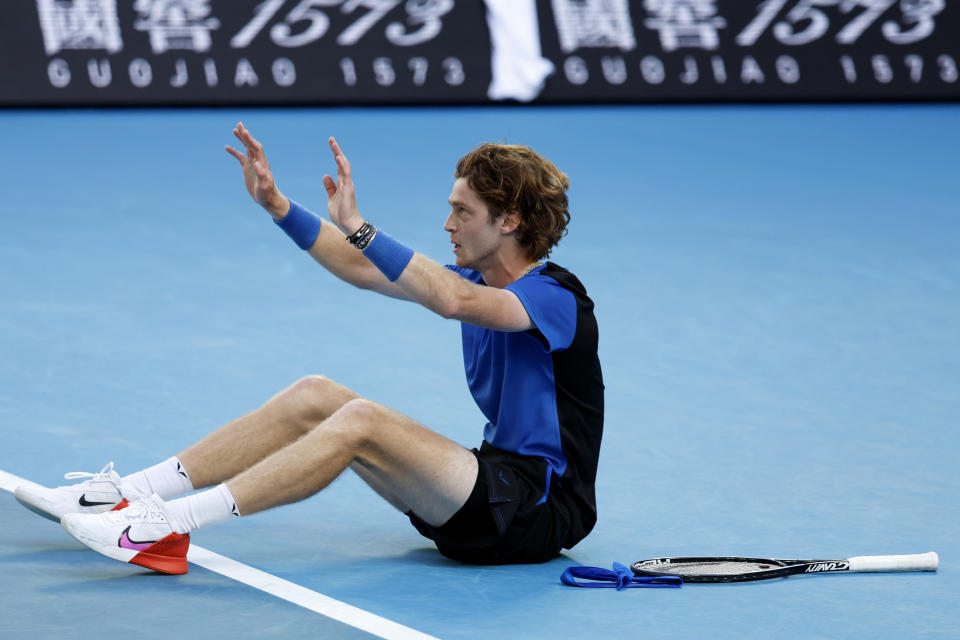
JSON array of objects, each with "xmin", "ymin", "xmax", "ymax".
[
  {"xmin": 122, "ymin": 456, "xmax": 194, "ymax": 500},
  {"xmin": 163, "ymin": 484, "xmax": 240, "ymax": 534}
]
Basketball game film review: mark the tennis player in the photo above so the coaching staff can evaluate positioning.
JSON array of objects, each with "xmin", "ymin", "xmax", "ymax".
[{"xmin": 15, "ymin": 123, "xmax": 604, "ymax": 574}]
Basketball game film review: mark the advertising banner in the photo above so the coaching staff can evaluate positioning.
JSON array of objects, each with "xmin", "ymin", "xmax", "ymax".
[
  {"xmin": 535, "ymin": 0, "xmax": 960, "ymax": 101},
  {"xmin": 0, "ymin": 1, "xmax": 957, "ymax": 106},
  {"xmin": 0, "ymin": 0, "xmax": 491, "ymax": 105}
]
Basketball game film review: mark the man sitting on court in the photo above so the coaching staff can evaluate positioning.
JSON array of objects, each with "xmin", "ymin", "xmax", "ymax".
[{"xmin": 15, "ymin": 123, "xmax": 604, "ymax": 573}]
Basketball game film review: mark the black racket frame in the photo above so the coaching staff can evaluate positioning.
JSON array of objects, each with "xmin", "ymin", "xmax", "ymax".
[{"xmin": 630, "ymin": 556, "xmax": 851, "ymax": 583}]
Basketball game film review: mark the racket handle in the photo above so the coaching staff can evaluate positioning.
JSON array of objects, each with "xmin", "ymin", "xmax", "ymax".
[{"xmin": 848, "ymin": 552, "xmax": 939, "ymax": 572}]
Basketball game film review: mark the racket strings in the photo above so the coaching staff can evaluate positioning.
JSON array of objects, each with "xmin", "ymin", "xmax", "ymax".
[{"xmin": 636, "ymin": 560, "xmax": 780, "ymax": 575}]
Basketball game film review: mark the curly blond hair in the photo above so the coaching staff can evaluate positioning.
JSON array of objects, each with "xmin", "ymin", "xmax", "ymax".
[{"xmin": 454, "ymin": 143, "xmax": 570, "ymax": 260}]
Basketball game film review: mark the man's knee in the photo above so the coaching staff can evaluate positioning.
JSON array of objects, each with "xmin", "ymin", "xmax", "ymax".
[
  {"xmin": 288, "ymin": 374, "xmax": 336, "ymax": 399},
  {"xmin": 327, "ymin": 398, "xmax": 386, "ymax": 451},
  {"xmin": 282, "ymin": 375, "xmax": 357, "ymax": 427}
]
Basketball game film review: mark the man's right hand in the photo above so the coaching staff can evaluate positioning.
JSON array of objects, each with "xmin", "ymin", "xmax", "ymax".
[{"xmin": 225, "ymin": 122, "xmax": 290, "ymax": 220}]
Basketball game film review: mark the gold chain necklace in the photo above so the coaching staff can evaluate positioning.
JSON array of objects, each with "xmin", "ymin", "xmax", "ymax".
[{"xmin": 517, "ymin": 261, "xmax": 542, "ymax": 279}]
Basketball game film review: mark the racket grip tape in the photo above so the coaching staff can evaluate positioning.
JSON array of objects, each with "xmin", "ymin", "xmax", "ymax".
[{"xmin": 848, "ymin": 552, "xmax": 939, "ymax": 572}]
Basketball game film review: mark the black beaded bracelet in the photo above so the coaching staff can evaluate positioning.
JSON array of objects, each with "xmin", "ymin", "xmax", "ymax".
[
  {"xmin": 346, "ymin": 222, "xmax": 377, "ymax": 250},
  {"xmin": 355, "ymin": 227, "xmax": 377, "ymax": 251}
]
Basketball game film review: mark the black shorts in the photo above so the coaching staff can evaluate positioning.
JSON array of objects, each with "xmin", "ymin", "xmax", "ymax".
[{"xmin": 407, "ymin": 449, "xmax": 569, "ymax": 565}]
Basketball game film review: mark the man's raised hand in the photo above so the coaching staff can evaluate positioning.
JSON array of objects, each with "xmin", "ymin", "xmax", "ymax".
[
  {"xmin": 225, "ymin": 122, "xmax": 289, "ymax": 219},
  {"xmin": 322, "ymin": 137, "xmax": 364, "ymax": 236}
]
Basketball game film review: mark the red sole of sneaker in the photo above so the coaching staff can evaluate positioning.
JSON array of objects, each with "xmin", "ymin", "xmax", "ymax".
[{"xmin": 128, "ymin": 531, "xmax": 190, "ymax": 575}]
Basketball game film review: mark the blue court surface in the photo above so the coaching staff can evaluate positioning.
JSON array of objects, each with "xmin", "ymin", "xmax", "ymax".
[{"xmin": 1, "ymin": 104, "xmax": 957, "ymax": 639}]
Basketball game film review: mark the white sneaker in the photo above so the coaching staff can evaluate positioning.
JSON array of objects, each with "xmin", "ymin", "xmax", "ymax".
[
  {"xmin": 61, "ymin": 493, "xmax": 190, "ymax": 575},
  {"xmin": 14, "ymin": 462, "xmax": 136, "ymax": 522}
]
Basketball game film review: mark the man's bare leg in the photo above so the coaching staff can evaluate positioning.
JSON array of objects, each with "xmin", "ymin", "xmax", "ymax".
[
  {"xmin": 177, "ymin": 375, "xmax": 421, "ymax": 514},
  {"xmin": 58, "ymin": 390, "xmax": 477, "ymax": 576},
  {"xmin": 178, "ymin": 375, "xmax": 357, "ymax": 489},
  {"xmin": 226, "ymin": 398, "xmax": 478, "ymax": 527}
]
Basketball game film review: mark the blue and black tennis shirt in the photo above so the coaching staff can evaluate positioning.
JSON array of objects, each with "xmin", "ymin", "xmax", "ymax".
[{"xmin": 447, "ymin": 261, "xmax": 604, "ymax": 548}]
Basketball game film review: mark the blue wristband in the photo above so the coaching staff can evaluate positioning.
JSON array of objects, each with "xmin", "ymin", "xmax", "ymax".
[
  {"xmin": 275, "ymin": 200, "xmax": 323, "ymax": 250},
  {"xmin": 362, "ymin": 230, "xmax": 414, "ymax": 282}
]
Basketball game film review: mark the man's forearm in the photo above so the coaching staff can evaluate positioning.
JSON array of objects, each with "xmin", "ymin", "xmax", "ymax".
[
  {"xmin": 392, "ymin": 253, "xmax": 465, "ymax": 318},
  {"xmin": 266, "ymin": 197, "xmax": 402, "ymax": 296},
  {"xmin": 352, "ymin": 229, "xmax": 472, "ymax": 319},
  {"xmin": 308, "ymin": 222, "xmax": 405, "ymax": 296}
]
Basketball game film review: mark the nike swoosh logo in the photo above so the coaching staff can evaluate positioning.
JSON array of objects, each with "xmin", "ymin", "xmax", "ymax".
[
  {"xmin": 118, "ymin": 526, "xmax": 157, "ymax": 551},
  {"xmin": 78, "ymin": 494, "xmax": 115, "ymax": 507}
]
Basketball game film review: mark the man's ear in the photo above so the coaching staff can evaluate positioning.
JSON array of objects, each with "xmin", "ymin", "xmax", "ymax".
[{"xmin": 499, "ymin": 210, "xmax": 521, "ymax": 234}]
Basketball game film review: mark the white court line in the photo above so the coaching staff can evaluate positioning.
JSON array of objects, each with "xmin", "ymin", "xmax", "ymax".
[{"xmin": 0, "ymin": 468, "xmax": 440, "ymax": 640}]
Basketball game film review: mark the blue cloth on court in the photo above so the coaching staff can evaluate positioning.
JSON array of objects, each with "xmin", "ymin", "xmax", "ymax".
[
  {"xmin": 363, "ymin": 230, "xmax": 415, "ymax": 281},
  {"xmin": 561, "ymin": 563, "xmax": 683, "ymax": 589},
  {"xmin": 275, "ymin": 200, "xmax": 323, "ymax": 250}
]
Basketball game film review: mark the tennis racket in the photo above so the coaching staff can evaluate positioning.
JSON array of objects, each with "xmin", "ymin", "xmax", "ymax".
[{"xmin": 630, "ymin": 552, "xmax": 938, "ymax": 583}]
